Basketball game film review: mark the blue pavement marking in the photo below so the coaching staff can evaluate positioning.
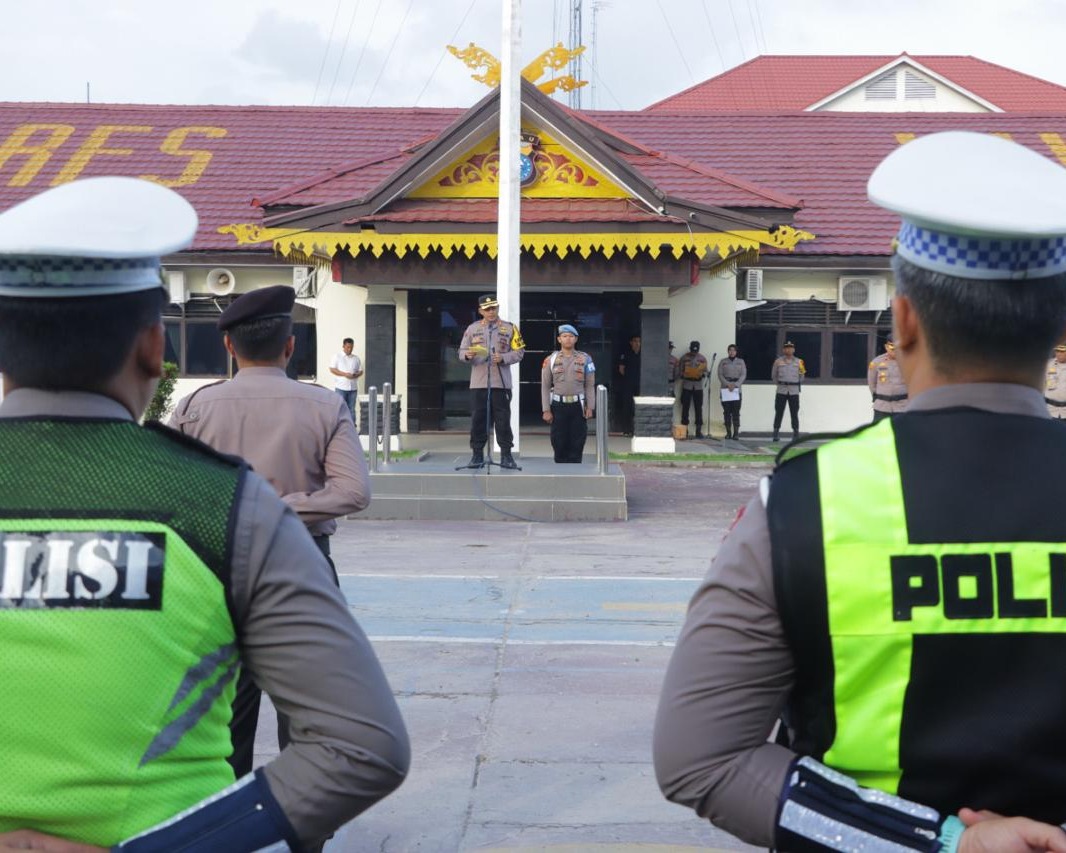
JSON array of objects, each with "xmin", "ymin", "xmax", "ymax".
[{"xmin": 338, "ymin": 575, "xmax": 701, "ymax": 645}]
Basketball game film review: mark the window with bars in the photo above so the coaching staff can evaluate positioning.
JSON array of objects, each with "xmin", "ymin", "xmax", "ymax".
[
  {"xmin": 163, "ymin": 297, "xmax": 317, "ymax": 379},
  {"xmin": 736, "ymin": 301, "xmax": 892, "ymax": 382}
]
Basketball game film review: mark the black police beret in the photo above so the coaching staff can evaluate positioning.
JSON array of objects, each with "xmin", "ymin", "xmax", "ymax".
[
  {"xmin": 218, "ymin": 285, "xmax": 295, "ymax": 331},
  {"xmin": 689, "ymin": 340, "xmax": 700, "ymax": 351},
  {"xmin": 478, "ymin": 293, "xmax": 499, "ymax": 309}
]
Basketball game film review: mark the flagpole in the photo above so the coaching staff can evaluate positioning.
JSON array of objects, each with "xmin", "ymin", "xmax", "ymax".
[{"xmin": 497, "ymin": 0, "xmax": 522, "ymax": 456}]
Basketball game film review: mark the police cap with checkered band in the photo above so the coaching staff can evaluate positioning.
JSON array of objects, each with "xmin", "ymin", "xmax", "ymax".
[
  {"xmin": 868, "ymin": 131, "xmax": 1066, "ymax": 281},
  {"xmin": 0, "ymin": 176, "xmax": 198, "ymax": 298}
]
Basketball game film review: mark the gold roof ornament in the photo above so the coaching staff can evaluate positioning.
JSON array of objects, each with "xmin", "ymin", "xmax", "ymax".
[{"xmin": 447, "ymin": 41, "xmax": 588, "ymax": 95}]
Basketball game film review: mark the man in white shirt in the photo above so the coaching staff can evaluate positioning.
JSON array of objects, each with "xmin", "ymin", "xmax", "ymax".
[{"xmin": 330, "ymin": 337, "xmax": 363, "ymax": 420}]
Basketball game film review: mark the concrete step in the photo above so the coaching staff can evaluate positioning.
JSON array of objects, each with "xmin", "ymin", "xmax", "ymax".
[{"xmin": 354, "ymin": 453, "xmax": 627, "ymax": 522}]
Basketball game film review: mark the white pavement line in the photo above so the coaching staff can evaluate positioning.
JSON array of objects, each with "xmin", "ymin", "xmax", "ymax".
[
  {"xmin": 367, "ymin": 636, "xmax": 677, "ymax": 647},
  {"xmin": 341, "ymin": 574, "xmax": 699, "ymax": 581}
]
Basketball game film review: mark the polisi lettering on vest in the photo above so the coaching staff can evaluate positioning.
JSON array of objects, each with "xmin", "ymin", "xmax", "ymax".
[
  {"xmin": 0, "ymin": 531, "xmax": 165, "ymax": 609},
  {"xmin": 891, "ymin": 552, "xmax": 1066, "ymax": 621}
]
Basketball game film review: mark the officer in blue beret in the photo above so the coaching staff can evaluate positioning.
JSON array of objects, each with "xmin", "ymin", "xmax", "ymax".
[{"xmin": 541, "ymin": 324, "xmax": 596, "ymax": 463}]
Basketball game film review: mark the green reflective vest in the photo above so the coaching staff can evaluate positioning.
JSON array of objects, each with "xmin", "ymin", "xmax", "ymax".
[
  {"xmin": 0, "ymin": 419, "xmax": 243, "ymax": 846},
  {"xmin": 769, "ymin": 412, "xmax": 1066, "ymax": 820}
]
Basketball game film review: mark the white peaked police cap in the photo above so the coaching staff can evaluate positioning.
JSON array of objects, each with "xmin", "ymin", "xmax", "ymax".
[
  {"xmin": 0, "ymin": 176, "xmax": 198, "ymax": 297},
  {"xmin": 867, "ymin": 131, "xmax": 1066, "ymax": 280}
]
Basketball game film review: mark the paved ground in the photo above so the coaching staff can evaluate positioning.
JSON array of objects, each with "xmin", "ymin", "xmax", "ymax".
[{"xmin": 254, "ymin": 445, "xmax": 772, "ymax": 852}]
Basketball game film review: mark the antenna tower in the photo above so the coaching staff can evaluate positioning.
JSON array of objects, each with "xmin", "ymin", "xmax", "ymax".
[{"xmin": 568, "ymin": 0, "xmax": 583, "ymax": 108}]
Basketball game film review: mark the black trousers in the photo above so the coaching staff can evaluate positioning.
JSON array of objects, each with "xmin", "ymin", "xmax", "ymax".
[
  {"xmin": 228, "ymin": 534, "xmax": 336, "ymax": 778},
  {"xmin": 680, "ymin": 388, "xmax": 704, "ymax": 429},
  {"xmin": 550, "ymin": 401, "xmax": 588, "ymax": 463},
  {"xmin": 773, "ymin": 393, "xmax": 800, "ymax": 433},
  {"xmin": 722, "ymin": 398, "xmax": 742, "ymax": 434},
  {"xmin": 470, "ymin": 387, "xmax": 513, "ymax": 451},
  {"xmin": 618, "ymin": 388, "xmax": 637, "ymax": 434}
]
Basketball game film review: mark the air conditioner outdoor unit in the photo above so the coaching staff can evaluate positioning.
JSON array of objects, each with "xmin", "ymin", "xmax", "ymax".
[
  {"xmin": 165, "ymin": 270, "xmax": 187, "ymax": 304},
  {"xmin": 205, "ymin": 268, "xmax": 236, "ymax": 296},
  {"xmin": 837, "ymin": 276, "xmax": 888, "ymax": 311},
  {"xmin": 744, "ymin": 269, "xmax": 763, "ymax": 300},
  {"xmin": 293, "ymin": 266, "xmax": 315, "ymax": 297}
]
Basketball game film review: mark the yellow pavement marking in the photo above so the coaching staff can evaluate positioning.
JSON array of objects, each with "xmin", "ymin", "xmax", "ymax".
[{"xmin": 601, "ymin": 602, "xmax": 688, "ymax": 612}]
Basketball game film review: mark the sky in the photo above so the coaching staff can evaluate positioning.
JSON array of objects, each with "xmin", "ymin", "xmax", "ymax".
[{"xmin": 4, "ymin": 0, "xmax": 1066, "ymax": 111}]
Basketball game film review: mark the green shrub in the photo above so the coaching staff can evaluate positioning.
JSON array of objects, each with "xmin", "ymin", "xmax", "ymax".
[{"xmin": 144, "ymin": 361, "xmax": 180, "ymax": 423}]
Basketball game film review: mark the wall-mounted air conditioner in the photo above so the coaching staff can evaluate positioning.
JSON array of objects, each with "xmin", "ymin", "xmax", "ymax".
[
  {"xmin": 837, "ymin": 276, "xmax": 888, "ymax": 311},
  {"xmin": 744, "ymin": 268, "xmax": 763, "ymax": 300},
  {"xmin": 165, "ymin": 270, "xmax": 187, "ymax": 304}
]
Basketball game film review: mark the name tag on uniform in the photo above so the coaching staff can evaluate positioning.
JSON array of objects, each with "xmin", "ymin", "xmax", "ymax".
[{"xmin": 0, "ymin": 531, "xmax": 165, "ymax": 610}]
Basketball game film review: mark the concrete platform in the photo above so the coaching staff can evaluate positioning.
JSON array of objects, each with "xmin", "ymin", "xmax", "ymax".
[{"xmin": 358, "ymin": 452, "xmax": 627, "ymax": 522}]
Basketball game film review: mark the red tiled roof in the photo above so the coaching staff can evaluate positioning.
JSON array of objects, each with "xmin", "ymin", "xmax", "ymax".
[
  {"xmin": 646, "ymin": 55, "xmax": 1066, "ymax": 113},
  {"xmin": 594, "ymin": 110, "xmax": 1066, "ymax": 255},
  {"xmin": 2, "ymin": 101, "xmax": 1066, "ymax": 260},
  {"xmin": 0, "ymin": 102, "xmax": 460, "ymax": 250},
  {"xmin": 341, "ymin": 197, "xmax": 678, "ymax": 225}
]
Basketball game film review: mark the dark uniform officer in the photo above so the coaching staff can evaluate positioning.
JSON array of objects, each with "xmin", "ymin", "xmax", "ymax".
[
  {"xmin": 770, "ymin": 341, "xmax": 804, "ymax": 442},
  {"xmin": 170, "ymin": 284, "xmax": 371, "ymax": 779},
  {"xmin": 677, "ymin": 341, "xmax": 709, "ymax": 438},
  {"xmin": 717, "ymin": 343, "xmax": 746, "ymax": 440},
  {"xmin": 1046, "ymin": 343, "xmax": 1066, "ymax": 418},
  {"xmin": 616, "ymin": 334, "xmax": 641, "ymax": 435},
  {"xmin": 458, "ymin": 293, "xmax": 525, "ymax": 468},
  {"xmin": 541, "ymin": 323, "xmax": 596, "ymax": 463},
  {"xmin": 654, "ymin": 132, "xmax": 1066, "ymax": 852},
  {"xmin": 868, "ymin": 338, "xmax": 908, "ymax": 420},
  {"xmin": 667, "ymin": 341, "xmax": 679, "ymax": 397},
  {"xmin": 0, "ymin": 178, "xmax": 407, "ymax": 851}
]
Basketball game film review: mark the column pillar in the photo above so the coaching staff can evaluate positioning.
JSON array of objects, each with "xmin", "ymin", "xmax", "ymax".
[{"xmin": 632, "ymin": 287, "xmax": 675, "ymax": 453}]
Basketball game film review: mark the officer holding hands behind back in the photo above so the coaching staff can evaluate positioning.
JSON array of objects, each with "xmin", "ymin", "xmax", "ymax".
[
  {"xmin": 541, "ymin": 323, "xmax": 596, "ymax": 463},
  {"xmin": 0, "ymin": 178, "xmax": 408, "ymax": 852},
  {"xmin": 654, "ymin": 131, "xmax": 1066, "ymax": 853}
]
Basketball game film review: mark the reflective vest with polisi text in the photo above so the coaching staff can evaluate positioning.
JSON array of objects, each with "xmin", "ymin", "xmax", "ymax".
[
  {"xmin": 767, "ymin": 410, "xmax": 1066, "ymax": 822},
  {"xmin": 0, "ymin": 418, "xmax": 244, "ymax": 846}
]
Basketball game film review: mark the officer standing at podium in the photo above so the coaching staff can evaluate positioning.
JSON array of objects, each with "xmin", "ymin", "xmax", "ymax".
[{"xmin": 541, "ymin": 324, "xmax": 596, "ymax": 463}]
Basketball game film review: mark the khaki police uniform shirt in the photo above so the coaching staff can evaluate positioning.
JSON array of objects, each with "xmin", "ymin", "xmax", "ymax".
[
  {"xmin": 677, "ymin": 352, "xmax": 709, "ymax": 391},
  {"xmin": 653, "ymin": 383, "xmax": 1050, "ymax": 847},
  {"xmin": 0, "ymin": 389, "xmax": 407, "ymax": 848},
  {"xmin": 770, "ymin": 355, "xmax": 803, "ymax": 396},
  {"xmin": 459, "ymin": 317, "xmax": 525, "ymax": 389},
  {"xmin": 1046, "ymin": 358, "xmax": 1066, "ymax": 418},
  {"xmin": 169, "ymin": 367, "xmax": 369, "ymax": 538},
  {"xmin": 868, "ymin": 353, "xmax": 908, "ymax": 413},
  {"xmin": 540, "ymin": 350, "xmax": 596, "ymax": 413},
  {"xmin": 717, "ymin": 357, "xmax": 747, "ymax": 389}
]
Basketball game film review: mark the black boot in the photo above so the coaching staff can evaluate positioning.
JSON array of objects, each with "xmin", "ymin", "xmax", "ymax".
[
  {"xmin": 772, "ymin": 430, "xmax": 779, "ymax": 443},
  {"xmin": 469, "ymin": 448, "xmax": 484, "ymax": 467},
  {"xmin": 792, "ymin": 430, "xmax": 800, "ymax": 442},
  {"xmin": 500, "ymin": 450, "xmax": 518, "ymax": 469}
]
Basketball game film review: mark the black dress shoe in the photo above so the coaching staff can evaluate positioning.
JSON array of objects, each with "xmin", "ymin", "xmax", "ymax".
[
  {"xmin": 500, "ymin": 450, "xmax": 518, "ymax": 469},
  {"xmin": 469, "ymin": 449, "xmax": 484, "ymax": 467}
]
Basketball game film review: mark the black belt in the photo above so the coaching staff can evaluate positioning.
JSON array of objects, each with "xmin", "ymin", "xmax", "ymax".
[
  {"xmin": 1047, "ymin": 398, "xmax": 1066, "ymax": 407},
  {"xmin": 778, "ymin": 382, "xmax": 800, "ymax": 386},
  {"xmin": 874, "ymin": 393, "xmax": 908, "ymax": 402}
]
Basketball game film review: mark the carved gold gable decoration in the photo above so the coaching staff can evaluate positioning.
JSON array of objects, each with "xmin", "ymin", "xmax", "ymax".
[
  {"xmin": 410, "ymin": 128, "xmax": 626, "ymax": 199},
  {"xmin": 447, "ymin": 42, "xmax": 587, "ymax": 96}
]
